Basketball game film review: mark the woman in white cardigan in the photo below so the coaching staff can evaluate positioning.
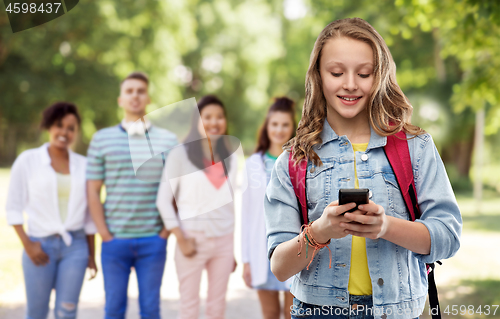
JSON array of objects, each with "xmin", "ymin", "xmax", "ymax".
[
  {"xmin": 241, "ymin": 97, "xmax": 296, "ymax": 319},
  {"xmin": 6, "ymin": 102, "xmax": 97, "ymax": 319}
]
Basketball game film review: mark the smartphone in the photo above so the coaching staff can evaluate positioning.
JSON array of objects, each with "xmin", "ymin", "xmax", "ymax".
[{"xmin": 338, "ymin": 189, "xmax": 369, "ymax": 213}]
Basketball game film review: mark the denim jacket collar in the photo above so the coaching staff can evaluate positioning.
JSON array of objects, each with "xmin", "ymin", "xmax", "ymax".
[{"xmin": 318, "ymin": 119, "xmax": 387, "ymax": 151}]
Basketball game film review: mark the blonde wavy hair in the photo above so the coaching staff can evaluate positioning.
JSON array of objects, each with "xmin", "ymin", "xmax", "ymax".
[{"xmin": 284, "ymin": 17, "xmax": 424, "ymax": 166}]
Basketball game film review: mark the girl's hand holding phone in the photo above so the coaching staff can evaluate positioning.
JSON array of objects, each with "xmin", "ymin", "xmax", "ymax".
[
  {"xmin": 311, "ymin": 200, "xmax": 358, "ymax": 242},
  {"xmin": 340, "ymin": 200, "xmax": 390, "ymax": 240}
]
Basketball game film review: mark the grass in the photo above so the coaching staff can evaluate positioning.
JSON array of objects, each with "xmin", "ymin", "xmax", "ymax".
[
  {"xmin": 427, "ymin": 280, "xmax": 500, "ymax": 318},
  {"xmin": 419, "ymin": 194, "xmax": 500, "ymax": 318},
  {"xmin": 0, "ymin": 169, "xmax": 26, "ymax": 303},
  {"xmin": 0, "ymin": 218, "xmax": 25, "ymax": 302},
  {"xmin": 456, "ymin": 195, "xmax": 500, "ymax": 233}
]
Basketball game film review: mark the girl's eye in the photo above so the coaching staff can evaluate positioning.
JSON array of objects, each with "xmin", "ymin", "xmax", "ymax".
[
  {"xmin": 331, "ymin": 73, "xmax": 342, "ymax": 77},
  {"xmin": 359, "ymin": 74, "xmax": 370, "ymax": 78}
]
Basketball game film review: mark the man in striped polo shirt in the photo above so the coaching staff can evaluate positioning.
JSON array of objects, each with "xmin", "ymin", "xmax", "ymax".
[{"xmin": 87, "ymin": 72, "xmax": 177, "ymax": 319}]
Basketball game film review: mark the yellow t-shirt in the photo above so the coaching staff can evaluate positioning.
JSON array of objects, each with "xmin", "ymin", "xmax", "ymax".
[
  {"xmin": 56, "ymin": 172, "xmax": 71, "ymax": 223},
  {"xmin": 348, "ymin": 143, "xmax": 372, "ymax": 295}
]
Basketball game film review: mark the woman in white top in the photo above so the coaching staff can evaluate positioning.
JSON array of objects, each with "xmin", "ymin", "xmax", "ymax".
[
  {"xmin": 157, "ymin": 95, "xmax": 239, "ymax": 319},
  {"xmin": 6, "ymin": 102, "xmax": 97, "ymax": 319},
  {"xmin": 241, "ymin": 97, "xmax": 296, "ymax": 319}
]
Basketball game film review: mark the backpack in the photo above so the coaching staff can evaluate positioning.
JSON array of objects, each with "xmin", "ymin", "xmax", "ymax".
[{"xmin": 288, "ymin": 130, "xmax": 441, "ymax": 319}]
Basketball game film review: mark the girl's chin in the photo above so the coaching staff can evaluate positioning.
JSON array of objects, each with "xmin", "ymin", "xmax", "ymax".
[
  {"xmin": 332, "ymin": 105, "xmax": 366, "ymax": 119},
  {"xmin": 270, "ymin": 138, "xmax": 287, "ymax": 145},
  {"xmin": 207, "ymin": 134, "xmax": 223, "ymax": 141},
  {"xmin": 339, "ymin": 112, "xmax": 362, "ymax": 119},
  {"xmin": 51, "ymin": 141, "xmax": 69, "ymax": 149}
]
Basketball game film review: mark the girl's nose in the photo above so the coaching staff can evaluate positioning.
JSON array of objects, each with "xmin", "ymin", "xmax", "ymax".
[{"xmin": 342, "ymin": 73, "xmax": 358, "ymax": 91}]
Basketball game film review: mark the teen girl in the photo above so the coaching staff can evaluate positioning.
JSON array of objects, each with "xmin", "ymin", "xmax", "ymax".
[
  {"xmin": 241, "ymin": 97, "xmax": 296, "ymax": 319},
  {"xmin": 6, "ymin": 102, "xmax": 97, "ymax": 319},
  {"xmin": 157, "ymin": 95, "xmax": 238, "ymax": 319},
  {"xmin": 264, "ymin": 18, "xmax": 462, "ymax": 319}
]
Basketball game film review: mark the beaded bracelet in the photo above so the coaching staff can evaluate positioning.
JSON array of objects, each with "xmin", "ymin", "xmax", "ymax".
[{"xmin": 297, "ymin": 221, "xmax": 332, "ymax": 270}]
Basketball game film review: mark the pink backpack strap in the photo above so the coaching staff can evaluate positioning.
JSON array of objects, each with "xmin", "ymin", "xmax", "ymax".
[
  {"xmin": 384, "ymin": 130, "xmax": 420, "ymax": 221},
  {"xmin": 288, "ymin": 150, "xmax": 308, "ymax": 225},
  {"xmin": 386, "ymin": 130, "xmax": 442, "ymax": 319}
]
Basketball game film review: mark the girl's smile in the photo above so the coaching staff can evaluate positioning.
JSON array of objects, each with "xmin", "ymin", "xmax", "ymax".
[{"xmin": 337, "ymin": 94, "xmax": 363, "ymax": 105}]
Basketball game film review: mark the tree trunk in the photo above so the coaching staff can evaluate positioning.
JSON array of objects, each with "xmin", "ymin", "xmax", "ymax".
[
  {"xmin": 474, "ymin": 109, "xmax": 485, "ymax": 214},
  {"xmin": 456, "ymin": 137, "xmax": 475, "ymax": 177}
]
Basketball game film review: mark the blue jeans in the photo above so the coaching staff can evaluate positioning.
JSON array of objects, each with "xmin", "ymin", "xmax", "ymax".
[
  {"xmin": 101, "ymin": 235, "xmax": 167, "ymax": 319},
  {"xmin": 291, "ymin": 296, "xmax": 419, "ymax": 319},
  {"xmin": 22, "ymin": 230, "xmax": 89, "ymax": 319}
]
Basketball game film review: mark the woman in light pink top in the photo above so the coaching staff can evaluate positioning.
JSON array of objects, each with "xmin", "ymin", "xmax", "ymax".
[{"xmin": 157, "ymin": 95, "xmax": 239, "ymax": 319}]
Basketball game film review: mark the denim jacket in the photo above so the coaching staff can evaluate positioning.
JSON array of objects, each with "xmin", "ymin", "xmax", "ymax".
[{"xmin": 264, "ymin": 120, "xmax": 462, "ymax": 319}]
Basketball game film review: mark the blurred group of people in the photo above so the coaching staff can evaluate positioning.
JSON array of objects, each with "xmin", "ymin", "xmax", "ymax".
[{"xmin": 6, "ymin": 71, "xmax": 295, "ymax": 319}]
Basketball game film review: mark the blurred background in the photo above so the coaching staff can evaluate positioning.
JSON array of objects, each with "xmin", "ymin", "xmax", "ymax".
[{"xmin": 1, "ymin": 0, "xmax": 500, "ymax": 318}]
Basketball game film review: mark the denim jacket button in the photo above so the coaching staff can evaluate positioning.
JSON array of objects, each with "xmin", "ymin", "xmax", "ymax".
[
  {"xmin": 310, "ymin": 166, "xmax": 315, "ymax": 173},
  {"xmin": 377, "ymin": 278, "xmax": 384, "ymax": 286},
  {"xmin": 361, "ymin": 153, "xmax": 368, "ymax": 161}
]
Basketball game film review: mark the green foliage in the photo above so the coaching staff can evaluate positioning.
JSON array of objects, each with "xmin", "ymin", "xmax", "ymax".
[
  {"xmin": 396, "ymin": 0, "xmax": 500, "ymax": 134},
  {"xmin": 446, "ymin": 164, "xmax": 474, "ymax": 195},
  {"xmin": 0, "ymin": 0, "xmax": 499, "ymax": 173}
]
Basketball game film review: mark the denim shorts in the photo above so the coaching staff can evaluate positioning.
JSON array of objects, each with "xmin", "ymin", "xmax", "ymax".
[{"xmin": 254, "ymin": 264, "xmax": 291, "ymax": 291}]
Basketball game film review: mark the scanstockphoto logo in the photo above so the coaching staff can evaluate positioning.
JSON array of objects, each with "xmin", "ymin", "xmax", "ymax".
[
  {"xmin": 4, "ymin": 0, "xmax": 79, "ymax": 33},
  {"xmin": 127, "ymin": 98, "xmax": 248, "ymax": 221}
]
